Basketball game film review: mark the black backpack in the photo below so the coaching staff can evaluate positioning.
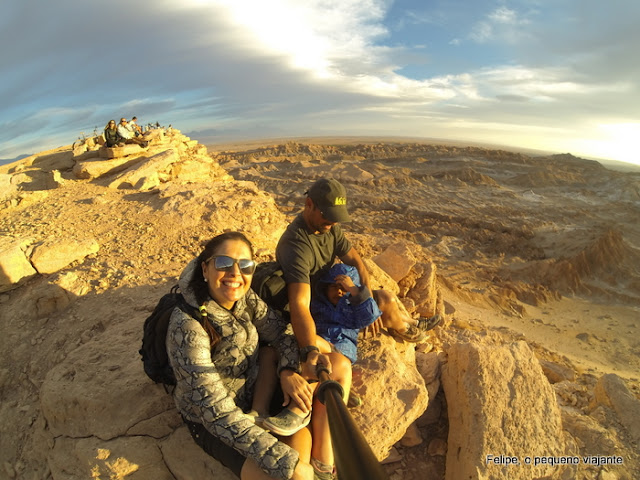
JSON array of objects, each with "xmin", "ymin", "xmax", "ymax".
[
  {"xmin": 251, "ymin": 261, "xmax": 289, "ymax": 312},
  {"xmin": 139, "ymin": 285, "xmax": 198, "ymax": 386}
]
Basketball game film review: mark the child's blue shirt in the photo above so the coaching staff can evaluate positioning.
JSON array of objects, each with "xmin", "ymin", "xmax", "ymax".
[{"xmin": 310, "ymin": 264, "xmax": 382, "ymax": 363}]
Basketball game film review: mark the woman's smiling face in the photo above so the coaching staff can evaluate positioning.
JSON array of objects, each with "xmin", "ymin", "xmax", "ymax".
[{"xmin": 201, "ymin": 239, "xmax": 253, "ymax": 309}]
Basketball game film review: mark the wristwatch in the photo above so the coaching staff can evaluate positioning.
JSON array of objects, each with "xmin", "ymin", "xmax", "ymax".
[{"xmin": 300, "ymin": 345, "xmax": 319, "ymax": 362}]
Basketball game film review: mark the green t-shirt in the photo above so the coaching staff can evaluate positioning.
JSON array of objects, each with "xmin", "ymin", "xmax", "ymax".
[{"xmin": 276, "ymin": 213, "xmax": 352, "ymax": 288}]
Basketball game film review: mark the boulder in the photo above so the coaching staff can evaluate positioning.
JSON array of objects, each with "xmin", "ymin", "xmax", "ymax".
[
  {"xmin": 10, "ymin": 169, "xmax": 62, "ymax": 191},
  {"xmin": 73, "ymin": 156, "xmax": 146, "ymax": 180},
  {"xmin": 40, "ymin": 323, "xmax": 177, "ymax": 440},
  {"xmin": 372, "ymin": 242, "xmax": 417, "ymax": 282},
  {"xmin": 49, "ymin": 435, "xmax": 174, "ymax": 480},
  {"xmin": 415, "ymin": 351, "xmax": 440, "ymax": 385},
  {"xmin": 143, "ymin": 129, "xmax": 164, "ymax": 143},
  {"xmin": 172, "ymin": 156, "xmax": 231, "ymax": 183},
  {"xmin": 72, "ymin": 143, "xmax": 87, "ymax": 157},
  {"xmin": 351, "ymin": 333, "xmax": 429, "ymax": 460},
  {"xmin": 561, "ymin": 407, "xmax": 618, "ymax": 455},
  {"xmin": 0, "ymin": 173, "xmax": 18, "ymax": 201},
  {"xmin": 415, "ymin": 351, "xmax": 443, "ymax": 426},
  {"xmin": 540, "ymin": 359, "xmax": 576, "ymax": 384},
  {"xmin": 156, "ymin": 181, "xmax": 287, "ymax": 243},
  {"xmin": 441, "ymin": 341, "xmax": 566, "ymax": 480},
  {"xmin": 591, "ymin": 373, "xmax": 640, "ymax": 443},
  {"xmin": 399, "ymin": 423, "xmax": 423, "ymax": 447},
  {"xmin": 71, "ymin": 149, "xmax": 101, "ymax": 162},
  {"xmin": 109, "ymin": 149, "xmax": 180, "ymax": 190},
  {"xmin": 100, "ymin": 144, "xmax": 146, "ymax": 159},
  {"xmin": 10, "ymin": 270, "xmax": 89, "ymax": 320},
  {"xmin": 25, "ymin": 281, "xmax": 74, "ymax": 319},
  {"xmin": 31, "ymin": 150, "xmax": 75, "ymax": 171},
  {"xmin": 30, "ymin": 237, "xmax": 99, "ymax": 275},
  {"xmin": 161, "ymin": 427, "xmax": 237, "ymax": 480},
  {"xmin": 14, "ymin": 271, "xmax": 91, "ymax": 319},
  {"xmin": 363, "ymin": 258, "xmax": 400, "ymax": 295},
  {"xmin": 0, "ymin": 237, "xmax": 37, "ymax": 292},
  {"xmin": 406, "ymin": 260, "xmax": 439, "ymax": 317}
]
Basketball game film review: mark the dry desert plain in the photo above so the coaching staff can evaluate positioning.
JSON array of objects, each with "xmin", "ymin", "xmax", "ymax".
[{"xmin": 0, "ymin": 135, "xmax": 639, "ymax": 479}]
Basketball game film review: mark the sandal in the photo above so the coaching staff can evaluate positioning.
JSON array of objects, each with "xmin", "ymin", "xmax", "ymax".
[
  {"xmin": 388, "ymin": 324, "xmax": 426, "ymax": 343},
  {"xmin": 417, "ymin": 314, "xmax": 443, "ymax": 331},
  {"xmin": 313, "ymin": 469, "xmax": 337, "ymax": 480},
  {"xmin": 312, "ymin": 458, "xmax": 337, "ymax": 480},
  {"xmin": 262, "ymin": 408, "xmax": 311, "ymax": 436}
]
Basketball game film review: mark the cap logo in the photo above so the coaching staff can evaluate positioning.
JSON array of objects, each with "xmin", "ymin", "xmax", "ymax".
[{"xmin": 334, "ymin": 196, "xmax": 346, "ymax": 206}]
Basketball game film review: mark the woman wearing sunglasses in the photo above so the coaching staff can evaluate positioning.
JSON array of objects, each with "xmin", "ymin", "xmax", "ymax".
[
  {"xmin": 166, "ymin": 232, "xmax": 315, "ymax": 479},
  {"xmin": 103, "ymin": 120, "xmax": 123, "ymax": 148}
]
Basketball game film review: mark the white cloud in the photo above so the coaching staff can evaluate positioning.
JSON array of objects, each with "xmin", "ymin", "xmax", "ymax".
[
  {"xmin": 489, "ymin": 7, "xmax": 518, "ymax": 24},
  {"xmin": 470, "ymin": 6, "xmax": 532, "ymax": 44},
  {"xmin": 1, "ymin": 0, "xmax": 639, "ymax": 166},
  {"xmin": 210, "ymin": 0, "xmax": 390, "ymax": 79}
]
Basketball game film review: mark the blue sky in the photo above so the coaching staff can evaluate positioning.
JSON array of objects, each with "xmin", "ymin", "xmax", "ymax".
[{"xmin": 1, "ymin": 0, "xmax": 638, "ymax": 165}]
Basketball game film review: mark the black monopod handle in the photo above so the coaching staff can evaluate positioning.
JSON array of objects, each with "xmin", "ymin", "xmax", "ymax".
[{"xmin": 315, "ymin": 365, "xmax": 389, "ymax": 480}]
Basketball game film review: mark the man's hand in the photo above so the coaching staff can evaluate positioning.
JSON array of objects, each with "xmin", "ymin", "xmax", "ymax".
[
  {"xmin": 280, "ymin": 370, "xmax": 314, "ymax": 413},
  {"xmin": 300, "ymin": 350, "xmax": 332, "ymax": 380},
  {"xmin": 363, "ymin": 317, "xmax": 384, "ymax": 337}
]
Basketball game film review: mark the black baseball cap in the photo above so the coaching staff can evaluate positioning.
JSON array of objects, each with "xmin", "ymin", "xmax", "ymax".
[{"xmin": 306, "ymin": 178, "xmax": 351, "ymax": 223}]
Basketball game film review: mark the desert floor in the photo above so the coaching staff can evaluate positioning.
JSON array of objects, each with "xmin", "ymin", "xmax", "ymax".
[{"xmin": 1, "ymin": 136, "xmax": 638, "ymax": 479}]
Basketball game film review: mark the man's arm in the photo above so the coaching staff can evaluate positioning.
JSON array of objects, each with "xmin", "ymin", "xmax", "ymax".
[
  {"xmin": 287, "ymin": 282, "xmax": 332, "ymax": 375},
  {"xmin": 287, "ymin": 282, "xmax": 317, "ymax": 348},
  {"xmin": 340, "ymin": 247, "xmax": 371, "ymax": 291}
]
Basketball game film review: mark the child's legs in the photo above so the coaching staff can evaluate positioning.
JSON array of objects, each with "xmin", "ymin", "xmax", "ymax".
[
  {"xmin": 316, "ymin": 335, "xmax": 333, "ymax": 354},
  {"xmin": 241, "ymin": 427, "xmax": 313, "ymax": 479},
  {"xmin": 252, "ymin": 345, "xmax": 279, "ymax": 417},
  {"xmin": 373, "ymin": 289, "xmax": 415, "ymax": 331}
]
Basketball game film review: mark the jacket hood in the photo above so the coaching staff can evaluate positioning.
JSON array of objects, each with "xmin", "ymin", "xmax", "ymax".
[
  {"xmin": 317, "ymin": 263, "xmax": 361, "ymax": 287},
  {"xmin": 178, "ymin": 258, "xmax": 200, "ymax": 307}
]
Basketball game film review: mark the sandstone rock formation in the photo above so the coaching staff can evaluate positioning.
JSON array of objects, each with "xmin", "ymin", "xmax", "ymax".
[
  {"xmin": 591, "ymin": 374, "xmax": 640, "ymax": 444},
  {"xmin": 442, "ymin": 341, "xmax": 565, "ymax": 480},
  {"xmin": 1, "ymin": 134, "xmax": 639, "ymax": 480}
]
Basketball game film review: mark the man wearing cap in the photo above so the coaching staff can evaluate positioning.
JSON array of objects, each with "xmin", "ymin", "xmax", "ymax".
[
  {"xmin": 274, "ymin": 178, "xmax": 362, "ymax": 479},
  {"xmin": 276, "ymin": 178, "xmax": 369, "ymax": 364},
  {"xmin": 275, "ymin": 177, "xmax": 441, "ymax": 478},
  {"xmin": 276, "ymin": 178, "xmax": 441, "ymax": 362}
]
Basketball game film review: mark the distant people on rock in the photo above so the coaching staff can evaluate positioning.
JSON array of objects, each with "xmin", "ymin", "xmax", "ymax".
[
  {"xmin": 116, "ymin": 118, "xmax": 148, "ymax": 147},
  {"xmin": 166, "ymin": 231, "xmax": 343, "ymax": 480},
  {"xmin": 129, "ymin": 116, "xmax": 143, "ymax": 136},
  {"xmin": 103, "ymin": 120, "xmax": 123, "ymax": 148}
]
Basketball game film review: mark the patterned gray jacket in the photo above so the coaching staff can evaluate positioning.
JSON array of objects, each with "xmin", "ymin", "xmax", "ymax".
[{"xmin": 166, "ymin": 258, "xmax": 301, "ymax": 479}]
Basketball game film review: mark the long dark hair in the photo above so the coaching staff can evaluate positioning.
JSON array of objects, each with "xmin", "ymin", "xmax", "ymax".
[{"xmin": 188, "ymin": 232, "xmax": 254, "ymax": 346}]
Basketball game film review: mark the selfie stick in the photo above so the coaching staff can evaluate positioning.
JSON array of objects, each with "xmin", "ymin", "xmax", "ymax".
[{"xmin": 316, "ymin": 365, "xmax": 389, "ymax": 480}]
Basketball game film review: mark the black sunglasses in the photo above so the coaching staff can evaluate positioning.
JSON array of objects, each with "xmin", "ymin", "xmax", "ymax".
[{"xmin": 208, "ymin": 255, "xmax": 256, "ymax": 274}]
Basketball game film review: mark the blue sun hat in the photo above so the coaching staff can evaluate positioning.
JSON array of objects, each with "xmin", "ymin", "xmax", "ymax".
[{"xmin": 318, "ymin": 263, "xmax": 360, "ymax": 287}]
